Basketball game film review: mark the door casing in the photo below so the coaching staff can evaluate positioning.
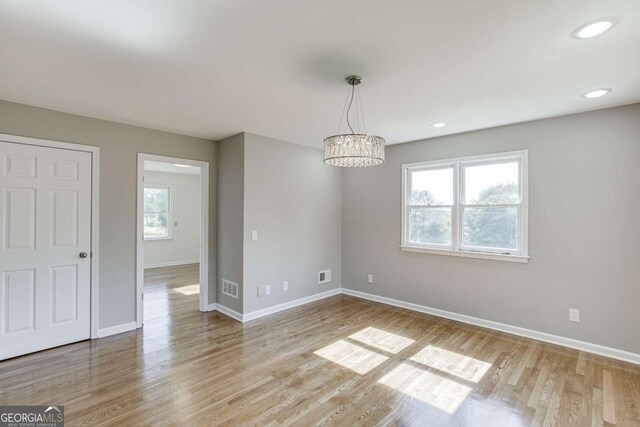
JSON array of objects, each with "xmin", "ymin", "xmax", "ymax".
[{"xmin": 136, "ymin": 153, "xmax": 210, "ymax": 327}]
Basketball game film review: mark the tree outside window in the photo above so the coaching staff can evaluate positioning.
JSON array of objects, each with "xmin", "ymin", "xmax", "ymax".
[
  {"xmin": 144, "ymin": 185, "xmax": 172, "ymax": 240},
  {"xmin": 403, "ymin": 151, "xmax": 527, "ymax": 259}
]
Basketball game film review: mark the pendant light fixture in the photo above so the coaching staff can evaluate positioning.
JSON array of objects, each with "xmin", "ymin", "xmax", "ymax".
[{"xmin": 323, "ymin": 75, "xmax": 385, "ymax": 167}]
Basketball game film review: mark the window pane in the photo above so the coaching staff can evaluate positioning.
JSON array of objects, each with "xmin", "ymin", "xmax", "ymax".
[
  {"xmin": 463, "ymin": 161, "xmax": 519, "ymax": 205},
  {"xmin": 410, "ymin": 167, "xmax": 453, "ymax": 206},
  {"xmin": 144, "ymin": 213, "xmax": 169, "ymax": 238},
  {"xmin": 409, "ymin": 207, "xmax": 452, "ymax": 245},
  {"xmin": 144, "ymin": 186, "xmax": 170, "ymax": 239},
  {"xmin": 463, "ymin": 207, "xmax": 517, "ymax": 250},
  {"xmin": 144, "ymin": 187, "xmax": 169, "ymax": 213}
]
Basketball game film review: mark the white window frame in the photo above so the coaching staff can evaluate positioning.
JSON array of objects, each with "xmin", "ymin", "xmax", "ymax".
[
  {"xmin": 401, "ymin": 150, "xmax": 529, "ymax": 263},
  {"xmin": 143, "ymin": 184, "xmax": 173, "ymax": 241}
]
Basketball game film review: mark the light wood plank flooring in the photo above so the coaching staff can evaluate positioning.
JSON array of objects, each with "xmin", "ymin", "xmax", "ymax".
[{"xmin": 1, "ymin": 264, "xmax": 639, "ymax": 426}]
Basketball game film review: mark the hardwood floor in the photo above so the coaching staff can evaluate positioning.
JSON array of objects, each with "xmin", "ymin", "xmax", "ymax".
[{"xmin": 1, "ymin": 264, "xmax": 639, "ymax": 426}]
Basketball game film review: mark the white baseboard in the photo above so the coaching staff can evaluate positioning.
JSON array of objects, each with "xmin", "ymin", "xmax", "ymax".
[
  {"xmin": 201, "ymin": 287, "xmax": 639, "ymax": 365},
  {"xmin": 212, "ymin": 288, "xmax": 342, "ymax": 323},
  {"xmin": 98, "ymin": 321, "xmax": 138, "ymax": 338},
  {"xmin": 341, "ymin": 288, "xmax": 640, "ymax": 366},
  {"xmin": 144, "ymin": 259, "xmax": 199, "ymax": 269},
  {"xmin": 215, "ymin": 304, "xmax": 243, "ymax": 322},
  {"xmin": 242, "ymin": 288, "xmax": 342, "ymax": 322},
  {"xmin": 202, "ymin": 303, "xmax": 217, "ymax": 312}
]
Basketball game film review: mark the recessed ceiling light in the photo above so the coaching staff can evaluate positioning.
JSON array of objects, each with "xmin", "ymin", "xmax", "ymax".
[
  {"xmin": 582, "ymin": 88, "xmax": 612, "ymax": 99},
  {"xmin": 431, "ymin": 122, "xmax": 446, "ymax": 128},
  {"xmin": 571, "ymin": 18, "xmax": 617, "ymax": 39},
  {"xmin": 173, "ymin": 164, "xmax": 192, "ymax": 168}
]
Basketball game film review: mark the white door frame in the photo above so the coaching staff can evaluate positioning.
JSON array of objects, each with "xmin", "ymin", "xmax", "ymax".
[
  {"xmin": 136, "ymin": 153, "xmax": 209, "ymax": 327},
  {"xmin": 0, "ymin": 133, "xmax": 101, "ymax": 339}
]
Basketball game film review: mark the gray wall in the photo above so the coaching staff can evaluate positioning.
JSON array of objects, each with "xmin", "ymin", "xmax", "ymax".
[
  {"xmin": 243, "ymin": 133, "xmax": 342, "ymax": 313},
  {"xmin": 0, "ymin": 100, "xmax": 217, "ymax": 329},
  {"xmin": 216, "ymin": 134, "xmax": 245, "ymax": 312},
  {"xmin": 342, "ymin": 103, "xmax": 640, "ymax": 354},
  {"xmin": 144, "ymin": 171, "xmax": 201, "ymax": 268}
]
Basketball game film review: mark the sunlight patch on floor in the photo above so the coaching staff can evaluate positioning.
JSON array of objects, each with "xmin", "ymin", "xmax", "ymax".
[
  {"xmin": 410, "ymin": 345, "xmax": 491, "ymax": 383},
  {"xmin": 378, "ymin": 363, "xmax": 472, "ymax": 414},
  {"xmin": 314, "ymin": 340, "xmax": 389, "ymax": 375},
  {"xmin": 171, "ymin": 284, "xmax": 200, "ymax": 296},
  {"xmin": 349, "ymin": 327, "xmax": 415, "ymax": 354}
]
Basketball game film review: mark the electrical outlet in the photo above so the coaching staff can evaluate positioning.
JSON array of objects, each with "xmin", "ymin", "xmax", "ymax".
[
  {"xmin": 251, "ymin": 230, "xmax": 258, "ymax": 241},
  {"xmin": 257, "ymin": 286, "xmax": 264, "ymax": 297},
  {"xmin": 367, "ymin": 274, "xmax": 374, "ymax": 284},
  {"xmin": 265, "ymin": 285, "xmax": 271, "ymax": 295},
  {"xmin": 283, "ymin": 281, "xmax": 289, "ymax": 291},
  {"xmin": 569, "ymin": 308, "xmax": 580, "ymax": 323}
]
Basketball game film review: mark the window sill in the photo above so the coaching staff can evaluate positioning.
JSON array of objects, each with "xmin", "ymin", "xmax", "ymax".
[
  {"xmin": 399, "ymin": 245, "xmax": 529, "ymax": 263},
  {"xmin": 144, "ymin": 237, "xmax": 173, "ymax": 242}
]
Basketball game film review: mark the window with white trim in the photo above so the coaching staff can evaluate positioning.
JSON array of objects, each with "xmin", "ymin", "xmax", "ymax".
[
  {"xmin": 143, "ymin": 185, "xmax": 172, "ymax": 240},
  {"xmin": 402, "ymin": 150, "xmax": 528, "ymax": 261}
]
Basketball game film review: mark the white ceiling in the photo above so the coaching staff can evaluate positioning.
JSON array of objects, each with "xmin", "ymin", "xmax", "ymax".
[
  {"xmin": 145, "ymin": 161, "xmax": 201, "ymax": 175},
  {"xmin": 0, "ymin": 1, "xmax": 638, "ymax": 147}
]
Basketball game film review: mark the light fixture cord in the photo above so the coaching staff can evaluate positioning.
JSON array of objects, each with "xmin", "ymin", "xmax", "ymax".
[
  {"xmin": 336, "ymin": 86, "xmax": 350, "ymax": 135},
  {"xmin": 355, "ymin": 86, "xmax": 361, "ymax": 133},
  {"xmin": 356, "ymin": 85, "xmax": 367, "ymax": 134},
  {"xmin": 346, "ymin": 82, "xmax": 356, "ymax": 134}
]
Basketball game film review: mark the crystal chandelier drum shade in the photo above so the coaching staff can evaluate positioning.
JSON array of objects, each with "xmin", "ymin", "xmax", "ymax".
[
  {"xmin": 323, "ymin": 134, "xmax": 385, "ymax": 167},
  {"xmin": 323, "ymin": 75, "xmax": 385, "ymax": 167}
]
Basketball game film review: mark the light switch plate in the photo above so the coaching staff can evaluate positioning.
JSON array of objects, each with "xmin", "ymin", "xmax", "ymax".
[
  {"xmin": 257, "ymin": 286, "xmax": 264, "ymax": 297},
  {"xmin": 251, "ymin": 230, "xmax": 258, "ymax": 241},
  {"xmin": 367, "ymin": 274, "xmax": 374, "ymax": 284},
  {"xmin": 283, "ymin": 281, "xmax": 289, "ymax": 291},
  {"xmin": 265, "ymin": 285, "xmax": 271, "ymax": 295}
]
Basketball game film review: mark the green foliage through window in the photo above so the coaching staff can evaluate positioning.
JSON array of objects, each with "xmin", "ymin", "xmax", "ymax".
[
  {"xmin": 405, "ymin": 153, "xmax": 525, "ymax": 255},
  {"xmin": 463, "ymin": 183, "xmax": 517, "ymax": 249},
  {"xmin": 144, "ymin": 186, "xmax": 170, "ymax": 239}
]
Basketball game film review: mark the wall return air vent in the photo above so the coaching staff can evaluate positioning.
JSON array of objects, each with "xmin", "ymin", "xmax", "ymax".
[
  {"xmin": 318, "ymin": 269, "xmax": 332, "ymax": 284},
  {"xmin": 222, "ymin": 279, "xmax": 239, "ymax": 299}
]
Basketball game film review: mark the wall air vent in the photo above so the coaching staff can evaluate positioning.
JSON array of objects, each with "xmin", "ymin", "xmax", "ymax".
[
  {"xmin": 222, "ymin": 279, "xmax": 239, "ymax": 299},
  {"xmin": 318, "ymin": 269, "xmax": 332, "ymax": 284}
]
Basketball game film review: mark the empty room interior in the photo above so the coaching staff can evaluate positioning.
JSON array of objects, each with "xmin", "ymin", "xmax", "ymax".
[{"xmin": 0, "ymin": 1, "xmax": 639, "ymax": 426}]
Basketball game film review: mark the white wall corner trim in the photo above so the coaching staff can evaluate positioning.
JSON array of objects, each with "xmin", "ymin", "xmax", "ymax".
[
  {"xmin": 215, "ymin": 304, "xmax": 243, "ymax": 322},
  {"xmin": 97, "ymin": 322, "xmax": 138, "ymax": 338},
  {"xmin": 242, "ymin": 288, "xmax": 342, "ymax": 322},
  {"xmin": 204, "ymin": 303, "xmax": 217, "ymax": 312},
  {"xmin": 144, "ymin": 259, "xmax": 200, "ymax": 269},
  {"xmin": 341, "ymin": 288, "xmax": 640, "ymax": 366}
]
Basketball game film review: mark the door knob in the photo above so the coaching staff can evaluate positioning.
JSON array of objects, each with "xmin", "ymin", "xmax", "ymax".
[{"xmin": 79, "ymin": 252, "xmax": 88, "ymax": 258}]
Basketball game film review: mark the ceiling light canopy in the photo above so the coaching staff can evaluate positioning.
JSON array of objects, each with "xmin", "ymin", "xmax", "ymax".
[
  {"xmin": 323, "ymin": 76, "xmax": 385, "ymax": 167},
  {"xmin": 571, "ymin": 18, "xmax": 617, "ymax": 39},
  {"xmin": 431, "ymin": 122, "xmax": 446, "ymax": 128},
  {"xmin": 582, "ymin": 88, "xmax": 612, "ymax": 98}
]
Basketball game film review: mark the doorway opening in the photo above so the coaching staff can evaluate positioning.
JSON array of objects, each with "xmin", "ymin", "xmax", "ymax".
[{"xmin": 136, "ymin": 154, "xmax": 209, "ymax": 327}]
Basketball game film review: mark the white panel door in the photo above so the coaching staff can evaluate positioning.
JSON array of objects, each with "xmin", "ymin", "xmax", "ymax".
[{"xmin": 0, "ymin": 141, "xmax": 92, "ymax": 360}]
